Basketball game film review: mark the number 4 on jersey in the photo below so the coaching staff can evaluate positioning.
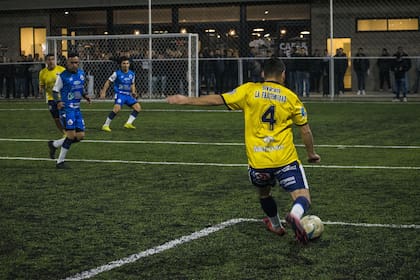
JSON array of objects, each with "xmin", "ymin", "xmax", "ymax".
[{"xmin": 262, "ymin": 105, "xmax": 276, "ymax": 130}]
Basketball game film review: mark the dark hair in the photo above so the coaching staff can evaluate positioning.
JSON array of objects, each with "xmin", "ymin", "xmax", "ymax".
[
  {"xmin": 119, "ymin": 56, "xmax": 130, "ymax": 64},
  {"xmin": 45, "ymin": 53, "xmax": 55, "ymax": 59},
  {"xmin": 263, "ymin": 57, "xmax": 286, "ymax": 76},
  {"xmin": 67, "ymin": 52, "xmax": 79, "ymax": 59}
]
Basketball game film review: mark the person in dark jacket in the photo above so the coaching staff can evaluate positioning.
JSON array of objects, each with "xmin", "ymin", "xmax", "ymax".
[
  {"xmin": 353, "ymin": 48, "xmax": 370, "ymax": 95},
  {"xmin": 376, "ymin": 48, "xmax": 392, "ymax": 91},
  {"xmin": 334, "ymin": 48, "xmax": 348, "ymax": 95},
  {"xmin": 392, "ymin": 47, "xmax": 411, "ymax": 102}
]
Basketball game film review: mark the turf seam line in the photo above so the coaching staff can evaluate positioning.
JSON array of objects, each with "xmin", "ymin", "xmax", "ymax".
[
  {"xmin": 1, "ymin": 156, "xmax": 420, "ymax": 170},
  {"xmin": 1, "ymin": 138, "xmax": 420, "ymax": 149}
]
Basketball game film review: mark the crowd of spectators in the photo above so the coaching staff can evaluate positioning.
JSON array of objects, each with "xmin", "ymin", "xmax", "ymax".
[{"xmin": 0, "ymin": 46, "xmax": 419, "ymax": 99}]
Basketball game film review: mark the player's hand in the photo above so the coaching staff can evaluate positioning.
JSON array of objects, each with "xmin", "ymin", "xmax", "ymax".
[
  {"xmin": 57, "ymin": 101, "xmax": 64, "ymax": 109},
  {"xmin": 166, "ymin": 94, "xmax": 189, "ymax": 105},
  {"xmin": 85, "ymin": 96, "xmax": 91, "ymax": 104},
  {"xmin": 307, "ymin": 153, "xmax": 321, "ymax": 163}
]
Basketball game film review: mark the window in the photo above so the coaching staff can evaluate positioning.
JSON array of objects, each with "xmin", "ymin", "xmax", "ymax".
[
  {"xmin": 20, "ymin": 27, "xmax": 46, "ymax": 58},
  {"xmin": 357, "ymin": 18, "xmax": 419, "ymax": 32},
  {"xmin": 247, "ymin": 4, "xmax": 310, "ymax": 21},
  {"xmin": 114, "ymin": 8, "xmax": 172, "ymax": 24},
  {"xmin": 357, "ymin": 19, "xmax": 387, "ymax": 31},
  {"xmin": 388, "ymin": 18, "xmax": 418, "ymax": 31},
  {"xmin": 179, "ymin": 6, "xmax": 240, "ymax": 23}
]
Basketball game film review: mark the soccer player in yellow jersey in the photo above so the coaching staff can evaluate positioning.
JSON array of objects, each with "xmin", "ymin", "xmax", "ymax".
[
  {"xmin": 167, "ymin": 57, "xmax": 320, "ymax": 244},
  {"xmin": 39, "ymin": 54, "xmax": 66, "ymax": 138}
]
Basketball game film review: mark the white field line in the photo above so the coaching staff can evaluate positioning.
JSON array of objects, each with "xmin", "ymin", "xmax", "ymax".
[
  {"xmin": 0, "ymin": 108, "xmax": 236, "ymax": 113},
  {"xmin": 62, "ymin": 218, "xmax": 255, "ymax": 280},
  {"xmin": 1, "ymin": 156, "xmax": 420, "ymax": 170},
  {"xmin": 0, "ymin": 138, "xmax": 419, "ymax": 149},
  {"xmin": 63, "ymin": 217, "xmax": 419, "ymax": 280}
]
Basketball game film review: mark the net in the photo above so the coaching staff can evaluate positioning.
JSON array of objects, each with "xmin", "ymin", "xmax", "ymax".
[{"xmin": 46, "ymin": 33, "xmax": 199, "ymax": 99}]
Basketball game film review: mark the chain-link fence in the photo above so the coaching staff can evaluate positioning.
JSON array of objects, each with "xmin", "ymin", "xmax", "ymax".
[
  {"xmin": 0, "ymin": 0, "xmax": 419, "ymax": 100},
  {"xmin": 46, "ymin": 34, "xmax": 199, "ymax": 98}
]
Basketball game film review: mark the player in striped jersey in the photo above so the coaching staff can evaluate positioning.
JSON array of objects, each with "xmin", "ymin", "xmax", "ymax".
[{"xmin": 166, "ymin": 57, "xmax": 320, "ymax": 244}]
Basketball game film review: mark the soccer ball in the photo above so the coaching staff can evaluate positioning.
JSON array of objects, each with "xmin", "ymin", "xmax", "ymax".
[{"xmin": 300, "ymin": 215, "xmax": 324, "ymax": 240}]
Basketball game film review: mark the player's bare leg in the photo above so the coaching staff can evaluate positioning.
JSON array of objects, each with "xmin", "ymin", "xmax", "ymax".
[
  {"xmin": 56, "ymin": 130, "xmax": 84, "ymax": 169},
  {"xmin": 124, "ymin": 102, "xmax": 141, "ymax": 129},
  {"xmin": 54, "ymin": 118, "xmax": 65, "ymax": 135},
  {"xmin": 102, "ymin": 104, "xmax": 122, "ymax": 132}
]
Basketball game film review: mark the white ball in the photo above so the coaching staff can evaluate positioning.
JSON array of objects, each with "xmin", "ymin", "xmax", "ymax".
[{"xmin": 300, "ymin": 215, "xmax": 324, "ymax": 240}]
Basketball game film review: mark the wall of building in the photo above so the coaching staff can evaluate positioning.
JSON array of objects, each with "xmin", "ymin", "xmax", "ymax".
[{"xmin": 0, "ymin": 11, "xmax": 50, "ymax": 61}]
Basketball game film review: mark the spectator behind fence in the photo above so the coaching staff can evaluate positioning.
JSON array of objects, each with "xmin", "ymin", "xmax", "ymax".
[
  {"xmin": 353, "ymin": 47, "xmax": 370, "ymax": 95},
  {"xmin": 0, "ymin": 63, "xmax": 5, "ymax": 98},
  {"xmin": 334, "ymin": 48, "xmax": 348, "ymax": 95},
  {"xmin": 377, "ymin": 48, "xmax": 392, "ymax": 91},
  {"xmin": 322, "ymin": 49, "xmax": 330, "ymax": 96},
  {"xmin": 310, "ymin": 49, "xmax": 323, "ymax": 94},
  {"xmin": 28, "ymin": 53, "xmax": 43, "ymax": 98},
  {"xmin": 295, "ymin": 47, "xmax": 310, "ymax": 97},
  {"xmin": 392, "ymin": 47, "xmax": 411, "ymax": 102},
  {"xmin": 15, "ymin": 55, "xmax": 29, "ymax": 99},
  {"xmin": 413, "ymin": 57, "xmax": 420, "ymax": 94}
]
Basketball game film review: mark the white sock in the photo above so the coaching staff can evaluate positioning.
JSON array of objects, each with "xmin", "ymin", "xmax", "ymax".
[
  {"xmin": 53, "ymin": 138, "xmax": 65, "ymax": 148},
  {"xmin": 291, "ymin": 203, "xmax": 305, "ymax": 219},
  {"xmin": 104, "ymin": 117, "xmax": 112, "ymax": 126},
  {"xmin": 269, "ymin": 214, "xmax": 283, "ymax": 229},
  {"xmin": 57, "ymin": 147, "xmax": 69, "ymax": 164},
  {"xmin": 126, "ymin": 115, "xmax": 136, "ymax": 124}
]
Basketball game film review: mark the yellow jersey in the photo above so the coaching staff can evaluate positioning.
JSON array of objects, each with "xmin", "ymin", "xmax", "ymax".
[
  {"xmin": 221, "ymin": 81, "xmax": 308, "ymax": 169},
  {"xmin": 39, "ymin": 65, "xmax": 65, "ymax": 101}
]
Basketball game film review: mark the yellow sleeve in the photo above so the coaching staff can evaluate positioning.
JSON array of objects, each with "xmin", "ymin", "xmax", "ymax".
[
  {"xmin": 291, "ymin": 97, "xmax": 308, "ymax": 126},
  {"xmin": 221, "ymin": 83, "xmax": 253, "ymax": 110}
]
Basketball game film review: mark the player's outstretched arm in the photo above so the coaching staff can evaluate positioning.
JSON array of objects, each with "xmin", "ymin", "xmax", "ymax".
[
  {"xmin": 299, "ymin": 124, "xmax": 321, "ymax": 163},
  {"xmin": 166, "ymin": 94, "xmax": 224, "ymax": 106}
]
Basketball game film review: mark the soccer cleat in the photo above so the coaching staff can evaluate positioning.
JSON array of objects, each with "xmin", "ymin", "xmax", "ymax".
[
  {"xmin": 48, "ymin": 140, "xmax": 57, "ymax": 159},
  {"xmin": 56, "ymin": 162, "xmax": 70, "ymax": 169},
  {"xmin": 102, "ymin": 125, "xmax": 112, "ymax": 132},
  {"xmin": 286, "ymin": 213, "xmax": 308, "ymax": 244},
  {"xmin": 124, "ymin": 123, "xmax": 136, "ymax": 129},
  {"xmin": 263, "ymin": 217, "xmax": 286, "ymax": 236}
]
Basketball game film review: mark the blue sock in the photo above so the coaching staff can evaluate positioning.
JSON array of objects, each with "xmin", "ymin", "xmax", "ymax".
[{"xmin": 291, "ymin": 196, "xmax": 311, "ymax": 218}]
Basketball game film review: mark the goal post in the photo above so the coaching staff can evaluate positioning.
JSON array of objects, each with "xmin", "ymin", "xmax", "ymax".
[{"xmin": 46, "ymin": 33, "xmax": 199, "ymax": 99}]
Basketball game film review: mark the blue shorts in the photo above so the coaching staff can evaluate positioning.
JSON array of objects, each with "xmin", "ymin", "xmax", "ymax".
[
  {"xmin": 114, "ymin": 93, "xmax": 137, "ymax": 107},
  {"xmin": 62, "ymin": 107, "xmax": 85, "ymax": 131},
  {"xmin": 248, "ymin": 161, "xmax": 309, "ymax": 192}
]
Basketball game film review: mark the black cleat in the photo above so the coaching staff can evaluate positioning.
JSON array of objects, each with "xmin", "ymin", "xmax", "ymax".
[
  {"xmin": 48, "ymin": 141, "xmax": 57, "ymax": 159},
  {"xmin": 56, "ymin": 162, "xmax": 70, "ymax": 169}
]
